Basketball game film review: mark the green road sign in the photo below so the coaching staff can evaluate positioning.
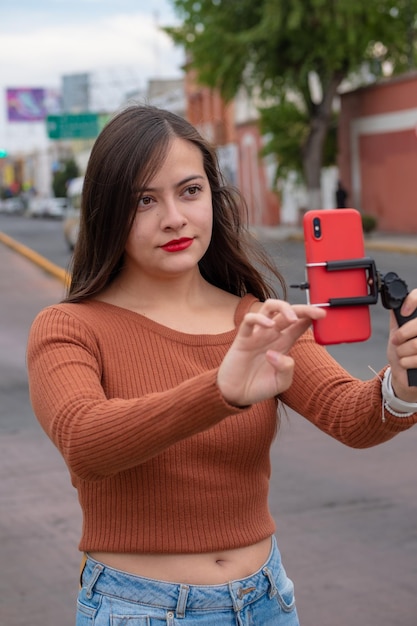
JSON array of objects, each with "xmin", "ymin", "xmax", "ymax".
[{"xmin": 47, "ymin": 113, "xmax": 101, "ymax": 139}]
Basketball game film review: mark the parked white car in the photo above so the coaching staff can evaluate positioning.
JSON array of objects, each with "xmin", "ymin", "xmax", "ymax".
[
  {"xmin": 27, "ymin": 197, "xmax": 69, "ymax": 219},
  {"xmin": 0, "ymin": 197, "xmax": 25, "ymax": 214}
]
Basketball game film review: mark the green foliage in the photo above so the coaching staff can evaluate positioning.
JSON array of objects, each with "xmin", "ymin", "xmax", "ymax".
[
  {"xmin": 259, "ymin": 99, "xmax": 338, "ymax": 180},
  {"xmin": 167, "ymin": 0, "xmax": 417, "ymax": 198},
  {"xmin": 259, "ymin": 100, "xmax": 309, "ymax": 178},
  {"xmin": 362, "ymin": 213, "xmax": 378, "ymax": 234},
  {"xmin": 169, "ymin": 0, "xmax": 417, "ymax": 98},
  {"xmin": 52, "ymin": 159, "xmax": 79, "ymax": 198}
]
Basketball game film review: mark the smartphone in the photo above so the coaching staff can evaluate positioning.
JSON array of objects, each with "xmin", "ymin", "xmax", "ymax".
[{"xmin": 303, "ymin": 208, "xmax": 372, "ymax": 345}]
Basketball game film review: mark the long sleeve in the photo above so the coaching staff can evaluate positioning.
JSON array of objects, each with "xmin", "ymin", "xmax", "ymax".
[
  {"xmin": 280, "ymin": 329, "xmax": 417, "ymax": 447},
  {"xmin": 27, "ymin": 304, "xmax": 246, "ymax": 481}
]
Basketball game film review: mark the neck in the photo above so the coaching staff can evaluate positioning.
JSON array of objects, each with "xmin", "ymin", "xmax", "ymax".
[
  {"xmin": 104, "ymin": 268, "xmax": 212, "ymax": 311},
  {"xmin": 96, "ymin": 267, "xmax": 239, "ymax": 334}
]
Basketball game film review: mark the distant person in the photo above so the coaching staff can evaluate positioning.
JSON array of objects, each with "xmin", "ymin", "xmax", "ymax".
[
  {"xmin": 335, "ymin": 180, "xmax": 348, "ymax": 208},
  {"xmin": 27, "ymin": 105, "xmax": 417, "ymax": 626}
]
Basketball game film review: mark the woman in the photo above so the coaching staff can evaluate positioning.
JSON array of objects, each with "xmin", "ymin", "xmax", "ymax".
[{"xmin": 27, "ymin": 105, "xmax": 417, "ymax": 626}]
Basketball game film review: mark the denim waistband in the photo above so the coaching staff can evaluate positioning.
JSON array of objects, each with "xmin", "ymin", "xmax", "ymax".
[{"xmin": 81, "ymin": 536, "xmax": 281, "ymax": 613}]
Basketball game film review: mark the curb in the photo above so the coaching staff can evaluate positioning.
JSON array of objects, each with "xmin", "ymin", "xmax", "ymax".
[
  {"xmin": 0, "ymin": 231, "xmax": 70, "ymax": 286},
  {"xmin": 286, "ymin": 233, "xmax": 417, "ymax": 255},
  {"xmin": 362, "ymin": 240, "xmax": 417, "ymax": 255}
]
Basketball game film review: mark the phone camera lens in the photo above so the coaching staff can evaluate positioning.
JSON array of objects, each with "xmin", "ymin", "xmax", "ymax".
[{"xmin": 313, "ymin": 217, "xmax": 321, "ymax": 238}]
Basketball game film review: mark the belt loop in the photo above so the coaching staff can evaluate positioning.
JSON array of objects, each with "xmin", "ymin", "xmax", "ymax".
[
  {"xmin": 175, "ymin": 584, "xmax": 190, "ymax": 618},
  {"xmin": 263, "ymin": 566, "xmax": 277, "ymax": 600},
  {"xmin": 85, "ymin": 563, "xmax": 104, "ymax": 599}
]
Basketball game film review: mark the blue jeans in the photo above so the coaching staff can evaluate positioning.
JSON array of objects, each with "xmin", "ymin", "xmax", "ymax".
[{"xmin": 76, "ymin": 536, "xmax": 299, "ymax": 625}]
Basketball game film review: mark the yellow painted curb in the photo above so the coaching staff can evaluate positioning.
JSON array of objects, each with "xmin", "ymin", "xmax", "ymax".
[
  {"xmin": 0, "ymin": 231, "xmax": 70, "ymax": 286},
  {"xmin": 287, "ymin": 233, "xmax": 417, "ymax": 255},
  {"xmin": 363, "ymin": 241, "xmax": 417, "ymax": 255}
]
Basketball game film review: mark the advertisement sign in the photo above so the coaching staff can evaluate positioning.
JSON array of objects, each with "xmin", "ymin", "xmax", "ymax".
[{"xmin": 6, "ymin": 88, "xmax": 61, "ymax": 122}]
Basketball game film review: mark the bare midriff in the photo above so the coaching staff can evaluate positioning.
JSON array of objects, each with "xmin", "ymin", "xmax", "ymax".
[{"xmin": 90, "ymin": 536, "xmax": 272, "ymax": 585}]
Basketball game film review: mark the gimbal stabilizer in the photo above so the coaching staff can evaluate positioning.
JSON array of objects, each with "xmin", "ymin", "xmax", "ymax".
[{"xmin": 291, "ymin": 256, "xmax": 417, "ymax": 387}]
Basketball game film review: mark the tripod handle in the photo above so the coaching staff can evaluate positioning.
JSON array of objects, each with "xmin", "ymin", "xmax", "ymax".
[
  {"xmin": 393, "ymin": 307, "xmax": 417, "ymax": 387},
  {"xmin": 380, "ymin": 272, "xmax": 417, "ymax": 387}
]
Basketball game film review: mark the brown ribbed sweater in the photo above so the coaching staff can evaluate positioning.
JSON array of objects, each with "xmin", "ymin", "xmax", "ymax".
[{"xmin": 27, "ymin": 294, "xmax": 417, "ymax": 554}]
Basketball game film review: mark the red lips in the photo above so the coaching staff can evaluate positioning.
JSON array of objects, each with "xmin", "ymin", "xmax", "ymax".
[{"xmin": 160, "ymin": 238, "xmax": 193, "ymax": 252}]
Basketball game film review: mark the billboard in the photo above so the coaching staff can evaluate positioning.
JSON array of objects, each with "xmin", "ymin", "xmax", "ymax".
[{"xmin": 6, "ymin": 88, "xmax": 61, "ymax": 122}]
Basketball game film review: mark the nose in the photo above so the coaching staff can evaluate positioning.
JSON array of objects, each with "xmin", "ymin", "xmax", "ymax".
[{"xmin": 160, "ymin": 197, "xmax": 187, "ymax": 231}]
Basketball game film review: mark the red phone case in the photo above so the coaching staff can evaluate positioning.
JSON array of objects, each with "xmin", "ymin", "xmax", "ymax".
[{"xmin": 303, "ymin": 208, "xmax": 371, "ymax": 345}]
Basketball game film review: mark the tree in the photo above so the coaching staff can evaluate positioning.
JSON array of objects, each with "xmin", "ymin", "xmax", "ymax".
[
  {"xmin": 166, "ymin": 0, "xmax": 417, "ymax": 208},
  {"xmin": 52, "ymin": 158, "xmax": 79, "ymax": 198}
]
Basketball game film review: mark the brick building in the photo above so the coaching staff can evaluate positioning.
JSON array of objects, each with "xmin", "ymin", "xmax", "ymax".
[
  {"xmin": 185, "ymin": 71, "xmax": 280, "ymax": 226},
  {"xmin": 338, "ymin": 71, "xmax": 417, "ymax": 233}
]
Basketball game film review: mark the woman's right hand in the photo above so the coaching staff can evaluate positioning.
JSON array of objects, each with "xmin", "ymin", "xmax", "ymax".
[{"xmin": 217, "ymin": 299, "xmax": 326, "ymax": 407}]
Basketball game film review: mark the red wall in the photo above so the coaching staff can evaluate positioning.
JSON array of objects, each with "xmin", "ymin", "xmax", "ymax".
[
  {"xmin": 360, "ymin": 130, "xmax": 417, "ymax": 231},
  {"xmin": 339, "ymin": 71, "xmax": 417, "ymax": 233}
]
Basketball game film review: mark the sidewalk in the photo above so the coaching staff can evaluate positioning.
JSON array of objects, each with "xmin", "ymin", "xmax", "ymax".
[
  {"xmin": 0, "ymin": 244, "xmax": 79, "ymax": 626},
  {"xmin": 251, "ymin": 225, "xmax": 417, "ymax": 255}
]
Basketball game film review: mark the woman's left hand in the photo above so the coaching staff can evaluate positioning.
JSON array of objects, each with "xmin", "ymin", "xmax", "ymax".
[{"xmin": 387, "ymin": 288, "xmax": 417, "ymax": 402}]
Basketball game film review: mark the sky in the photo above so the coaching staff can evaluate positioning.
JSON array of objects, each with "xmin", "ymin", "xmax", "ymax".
[{"xmin": 0, "ymin": 0, "xmax": 185, "ymax": 152}]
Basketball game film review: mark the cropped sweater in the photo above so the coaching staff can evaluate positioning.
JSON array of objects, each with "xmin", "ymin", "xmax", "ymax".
[{"xmin": 27, "ymin": 294, "xmax": 417, "ymax": 554}]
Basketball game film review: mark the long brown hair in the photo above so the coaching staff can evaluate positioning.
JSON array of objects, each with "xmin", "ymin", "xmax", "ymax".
[{"xmin": 64, "ymin": 104, "xmax": 286, "ymax": 302}]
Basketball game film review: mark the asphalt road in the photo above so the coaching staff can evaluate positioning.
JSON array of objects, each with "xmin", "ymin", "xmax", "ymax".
[
  {"xmin": 0, "ymin": 214, "xmax": 73, "ymax": 271},
  {"xmin": 0, "ymin": 214, "xmax": 416, "ymax": 626}
]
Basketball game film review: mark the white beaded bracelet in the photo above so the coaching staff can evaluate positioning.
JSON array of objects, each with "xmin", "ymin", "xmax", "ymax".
[{"xmin": 381, "ymin": 367, "xmax": 417, "ymax": 418}]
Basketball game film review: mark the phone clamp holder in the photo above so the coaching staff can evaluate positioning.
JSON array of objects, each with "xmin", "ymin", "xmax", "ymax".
[{"xmin": 291, "ymin": 257, "xmax": 417, "ymax": 386}]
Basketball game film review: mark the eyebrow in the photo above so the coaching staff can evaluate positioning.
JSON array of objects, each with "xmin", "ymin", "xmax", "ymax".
[{"xmin": 134, "ymin": 175, "xmax": 205, "ymax": 194}]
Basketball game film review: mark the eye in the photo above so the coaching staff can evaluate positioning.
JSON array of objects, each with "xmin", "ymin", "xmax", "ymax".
[
  {"xmin": 137, "ymin": 195, "xmax": 154, "ymax": 210},
  {"xmin": 184, "ymin": 184, "xmax": 202, "ymax": 198}
]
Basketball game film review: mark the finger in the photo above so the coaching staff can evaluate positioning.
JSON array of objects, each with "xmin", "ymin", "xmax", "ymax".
[
  {"xmin": 259, "ymin": 301, "xmax": 326, "ymax": 334},
  {"xmin": 265, "ymin": 351, "xmax": 295, "ymax": 390},
  {"xmin": 398, "ymin": 354, "xmax": 417, "ymax": 373},
  {"xmin": 401, "ymin": 288, "xmax": 417, "ymax": 317},
  {"xmin": 265, "ymin": 350, "xmax": 294, "ymax": 372},
  {"xmin": 291, "ymin": 304, "xmax": 327, "ymax": 320},
  {"xmin": 258, "ymin": 299, "xmax": 299, "ymax": 321},
  {"xmin": 393, "ymin": 336, "xmax": 417, "ymax": 360},
  {"xmin": 238, "ymin": 312, "xmax": 277, "ymax": 337},
  {"xmin": 390, "ymin": 310, "xmax": 417, "ymax": 341},
  {"xmin": 239, "ymin": 308, "xmax": 299, "ymax": 339},
  {"xmin": 274, "ymin": 317, "xmax": 319, "ymax": 353}
]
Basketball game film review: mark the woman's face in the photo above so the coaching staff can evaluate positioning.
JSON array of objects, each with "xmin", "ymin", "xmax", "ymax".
[{"xmin": 123, "ymin": 137, "xmax": 213, "ymax": 282}]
